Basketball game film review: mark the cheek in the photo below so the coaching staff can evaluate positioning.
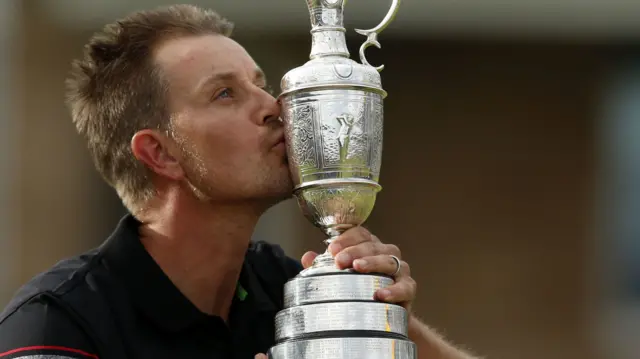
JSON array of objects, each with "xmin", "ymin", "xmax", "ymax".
[
  {"xmin": 201, "ymin": 127, "xmax": 262, "ymax": 166},
  {"xmin": 184, "ymin": 108, "xmax": 263, "ymax": 163}
]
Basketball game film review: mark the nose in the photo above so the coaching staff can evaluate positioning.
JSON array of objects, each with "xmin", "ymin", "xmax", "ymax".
[{"xmin": 261, "ymin": 91, "xmax": 281, "ymax": 125}]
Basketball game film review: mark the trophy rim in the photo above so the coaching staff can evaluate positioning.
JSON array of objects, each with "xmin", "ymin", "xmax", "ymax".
[
  {"xmin": 268, "ymin": 337, "xmax": 417, "ymax": 359},
  {"xmin": 284, "ymin": 273, "xmax": 394, "ymax": 307},
  {"xmin": 293, "ymin": 178, "xmax": 381, "ymax": 193},
  {"xmin": 278, "ymin": 83, "xmax": 388, "ymax": 99}
]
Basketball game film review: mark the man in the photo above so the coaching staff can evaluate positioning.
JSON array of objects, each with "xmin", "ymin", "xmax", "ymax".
[{"xmin": 0, "ymin": 5, "xmax": 478, "ymax": 359}]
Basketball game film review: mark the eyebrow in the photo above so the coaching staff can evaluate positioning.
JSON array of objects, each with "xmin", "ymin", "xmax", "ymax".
[
  {"xmin": 195, "ymin": 68, "xmax": 267, "ymax": 94},
  {"xmin": 255, "ymin": 67, "xmax": 267, "ymax": 86}
]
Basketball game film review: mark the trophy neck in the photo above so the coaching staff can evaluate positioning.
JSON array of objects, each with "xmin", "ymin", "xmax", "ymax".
[{"xmin": 307, "ymin": 0, "xmax": 350, "ymax": 59}]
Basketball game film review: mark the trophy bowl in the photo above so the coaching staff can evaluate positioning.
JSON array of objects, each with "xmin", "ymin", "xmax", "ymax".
[
  {"xmin": 281, "ymin": 84, "xmax": 385, "ymax": 276},
  {"xmin": 295, "ymin": 179, "xmax": 380, "ymax": 238},
  {"xmin": 284, "ymin": 88, "xmax": 384, "ymax": 222}
]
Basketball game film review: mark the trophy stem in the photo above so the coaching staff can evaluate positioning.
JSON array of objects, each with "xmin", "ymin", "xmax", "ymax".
[
  {"xmin": 312, "ymin": 236, "xmax": 339, "ymax": 266},
  {"xmin": 299, "ymin": 236, "xmax": 353, "ymax": 277}
]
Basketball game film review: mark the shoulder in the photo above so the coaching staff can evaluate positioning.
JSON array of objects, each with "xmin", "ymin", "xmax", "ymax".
[
  {"xmin": 247, "ymin": 240, "xmax": 302, "ymax": 280},
  {"xmin": 1, "ymin": 249, "xmax": 100, "ymax": 319},
  {"xmin": 0, "ymin": 293, "xmax": 99, "ymax": 358},
  {"xmin": 0, "ymin": 251, "xmax": 102, "ymax": 358}
]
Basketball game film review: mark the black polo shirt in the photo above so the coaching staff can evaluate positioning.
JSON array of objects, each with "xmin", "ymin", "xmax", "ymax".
[{"xmin": 0, "ymin": 214, "xmax": 302, "ymax": 359}]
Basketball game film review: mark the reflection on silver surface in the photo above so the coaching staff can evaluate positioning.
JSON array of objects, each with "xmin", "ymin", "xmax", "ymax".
[
  {"xmin": 284, "ymin": 273, "xmax": 394, "ymax": 307},
  {"xmin": 275, "ymin": 302, "xmax": 408, "ymax": 341},
  {"xmin": 269, "ymin": 337, "xmax": 417, "ymax": 359}
]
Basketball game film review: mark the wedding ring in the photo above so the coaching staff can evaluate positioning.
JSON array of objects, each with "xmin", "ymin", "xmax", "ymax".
[{"xmin": 390, "ymin": 255, "xmax": 401, "ymax": 277}]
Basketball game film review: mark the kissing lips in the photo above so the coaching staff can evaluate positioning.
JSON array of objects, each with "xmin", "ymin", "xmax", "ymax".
[
  {"xmin": 271, "ymin": 133, "xmax": 286, "ymax": 155},
  {"xmin": 272, "ymin": 141, "xmax": 286, "ymax": 154}
]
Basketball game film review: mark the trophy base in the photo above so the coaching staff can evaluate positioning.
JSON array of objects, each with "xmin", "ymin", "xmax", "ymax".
[
  {"xmin": 284, "ymin": 273, "xmax": 394, "ymax": 307},
  {"xmin": 275, "ymin": 301, "xmax": 408, "ymax": 341},
  {"xmin": 269, "ymin": 243, "xmax": 416, "ymax": 358},
  {"xmin": 268, "ymin": 337, "xmax": 417, "ymax": 359}
]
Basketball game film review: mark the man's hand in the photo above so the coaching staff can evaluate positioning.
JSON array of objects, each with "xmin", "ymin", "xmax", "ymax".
[{"xmin": 302, "ymin": 226, "xmax": 417, "ymax": 310}]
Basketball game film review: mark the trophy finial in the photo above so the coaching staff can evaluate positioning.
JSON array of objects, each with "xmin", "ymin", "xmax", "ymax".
[
  {"xmin": 306, "ymin": 0, "xmax": 349, "ymax": 59},
  {"xmin": 305, "ymin": 0, "xmax": 402, "ymax": 68}
]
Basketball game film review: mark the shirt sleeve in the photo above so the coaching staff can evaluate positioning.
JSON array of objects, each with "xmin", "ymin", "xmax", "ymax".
[
  {"xmin": 282, "ymin": 254, "xmax": 303, "ymax": 280},
  {"xmin": 0, "ymin": 293, "xmax": 100, "ymax": 359}
]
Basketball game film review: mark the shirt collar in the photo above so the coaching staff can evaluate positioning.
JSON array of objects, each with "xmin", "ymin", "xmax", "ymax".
[{"xmin": 99, "ymin": 214, "xmax": 276, "ymax": 333}]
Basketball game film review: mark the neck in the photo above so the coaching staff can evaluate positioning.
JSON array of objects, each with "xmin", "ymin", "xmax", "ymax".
[{"xmin": 136, "ymin": 190, "xmax": 263, "ymax": 321}]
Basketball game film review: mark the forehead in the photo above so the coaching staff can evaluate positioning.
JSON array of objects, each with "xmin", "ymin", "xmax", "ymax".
[{"xmin": 154, "ymin": 34, "xmax": 257, "ymax": 88}]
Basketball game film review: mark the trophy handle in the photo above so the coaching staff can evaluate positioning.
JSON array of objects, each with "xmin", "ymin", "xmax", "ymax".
[{"xmin": 354, "ymin": 0, "xmax": 401, "ymax": 72}]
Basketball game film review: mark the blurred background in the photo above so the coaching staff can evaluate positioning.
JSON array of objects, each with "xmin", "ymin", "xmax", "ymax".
[{"xmin": 1, "ymin": 0, "xmax": 639, "ymax": 358}]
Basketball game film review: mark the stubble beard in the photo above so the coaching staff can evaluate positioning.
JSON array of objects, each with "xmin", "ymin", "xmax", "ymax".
[
  {"xmin": 179, "ymin": 144, "xmax": 294, "ymax": 206},
  {"xmin": 181, "ymin": 147, "xmax": 213, "ymax": 203}
]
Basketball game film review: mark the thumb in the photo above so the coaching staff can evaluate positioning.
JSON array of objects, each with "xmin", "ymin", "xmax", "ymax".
[
  {"xmin": 255, "ymin": 354, "xmax": 268, "ymax": 359},
  {"xmin": 301, "ymin": 251, "xmax": 319, "ymax": 268}
]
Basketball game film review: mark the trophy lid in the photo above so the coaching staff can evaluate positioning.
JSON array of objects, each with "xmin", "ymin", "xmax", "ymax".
[
  {"xmin": 279, "ymin": 0, "xmax": 401, "ymax": 98},
  {"xmin": 280, "ymin": 56, "xmax": 385, "ymax": 98}
]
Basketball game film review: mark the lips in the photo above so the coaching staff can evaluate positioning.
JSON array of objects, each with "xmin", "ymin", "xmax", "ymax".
[{"xmin": 271, "ymin": 132, "xmax": 286, "ymax": 149}]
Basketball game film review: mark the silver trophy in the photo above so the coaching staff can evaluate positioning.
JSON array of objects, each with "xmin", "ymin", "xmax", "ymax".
[{"xmin": 268, "ymin": 0, "xmax": 415, "ymax": 358}]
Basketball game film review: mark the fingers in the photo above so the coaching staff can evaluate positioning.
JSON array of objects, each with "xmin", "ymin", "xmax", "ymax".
[
  {"xmin": 353, "ymin": 254, "xmax": 408, "ymax": 277},
  {"xmin": 301, "ymin": 251, "xmax": 318, "ymax": 269},
  {"xmin": 325, "ymin": 226, "xmax": 401, "ymax": 270},
  {"xmin": 353, "ymin": 254, "xmax": 416, "ymax": 308},
  {"xmin": 255, "ymin": 354, "xmax": 268, "ymax": 359},
  {"xmin": 335, "ymin": 242, "xmax": 401, "ymax": 269},
  {"xmin": 375, "ymin": 275, "xmax": 417, "ymax": 305},
  {"xmin": 327, "ymin": 226, "xmax": 378, "ymax": 255},
  {"xmin": 300, "ymin": 226, "xmax": 416, "ymax": 310}
]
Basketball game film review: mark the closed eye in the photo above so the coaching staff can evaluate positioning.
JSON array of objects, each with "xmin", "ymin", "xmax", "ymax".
[{"xmin": 261, "ymin": 85, "xmax": 274, "ymax": 95}]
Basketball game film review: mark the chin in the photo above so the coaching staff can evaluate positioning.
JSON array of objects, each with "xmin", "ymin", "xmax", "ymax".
[
  {"xmin": 264, "ymin": 178, "xmax": 294, "ymax": 201},
  {"xmin": 268, "ymin": 182, "xmax": 295, "ymax": 200},
  {"xmin": 256, "ymin": 190, "xmax": 294, "ymax": 212}
]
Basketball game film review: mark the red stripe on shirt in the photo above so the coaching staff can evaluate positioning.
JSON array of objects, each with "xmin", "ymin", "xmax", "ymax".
[{"xmin": 0, "ymin": 345, "xmax": 98, "ymax": 358}]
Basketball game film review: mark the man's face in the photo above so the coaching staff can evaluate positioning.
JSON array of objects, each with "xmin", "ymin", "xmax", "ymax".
[{"xmin": 154, "ymin": 34, "xmax": 292, "ymax": 205}]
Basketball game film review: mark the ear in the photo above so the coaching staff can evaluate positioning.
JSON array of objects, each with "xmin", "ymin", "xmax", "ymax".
[{"xmin": 131, "ymin": 129, "xmax": 184, "ymax": 181}]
